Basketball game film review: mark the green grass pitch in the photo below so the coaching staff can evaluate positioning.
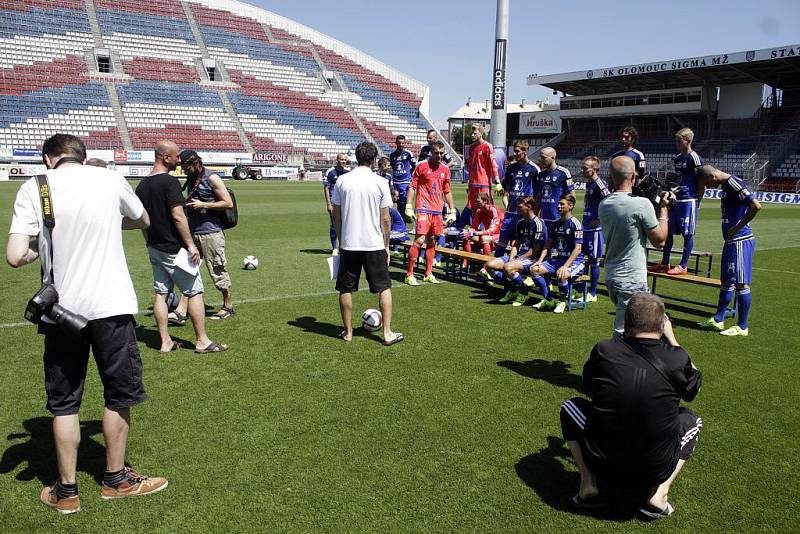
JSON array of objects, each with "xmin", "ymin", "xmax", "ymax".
[{"xmin": 0, "ymin": 180, "xmax": 798, "ymax": 532}]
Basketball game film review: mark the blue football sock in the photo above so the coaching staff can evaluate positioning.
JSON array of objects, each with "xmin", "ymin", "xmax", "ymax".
[
  {"xmin": 509, "ymin": 272, "xmax": 523, "ymax": 288},
  {"xmin": 679, "ymin": 236, "xmax": 694, "ymax": 268},
  {"xmin": 590, "ymin": 263, "xmax": 600, "ymax": 296},
  {"xmin": 329, "ymin": 226, "xmax": 337, "ymax": 250},
  {"xmin": 661, "ymin": 233, "xmax": 673, "ymax": 265},
  {"xmin": 736, "ymin": 287, "xmax": 751, "ymax": 329},
  {"xmin": 714, "ymin": 286, "xmax": 735, "ymax": 323},
  {"xmin": 492, "ymin": 271, "xmax": 506, "ymax": 284},
  {"xmin": 533, "ymin": 275, "xmax": 549, "ymax": 299},
  {"xmin": 558, "ymin": 281, "xmax": 569, "ymax": 299}
]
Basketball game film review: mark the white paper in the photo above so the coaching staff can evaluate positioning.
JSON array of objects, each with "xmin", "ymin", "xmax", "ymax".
[
  {"xmin": 327, "ymin": 255, "xmax": 340, "ymax": 280},
  {"xmin": 174, "ymin": 247, "xmax": 200, "ymax": 275}
]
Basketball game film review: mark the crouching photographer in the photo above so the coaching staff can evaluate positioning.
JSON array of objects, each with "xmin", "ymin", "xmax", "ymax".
[
  {"xmin": 6, "ymin": 134, "xmax": 167, "ymax": 515},
  {"xmin": 599, "ymin": 156, "xmax": 673, "ymax": 337}
]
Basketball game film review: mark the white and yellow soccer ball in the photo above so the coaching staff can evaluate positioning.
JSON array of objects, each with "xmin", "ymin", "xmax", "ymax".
[
  {"xmin": 243, "ymin": 255, "xmax": 259, "ymax": 270},
  {"xmin": 361, "ymin": 309, "xmax": 382, "ymax": 332}
]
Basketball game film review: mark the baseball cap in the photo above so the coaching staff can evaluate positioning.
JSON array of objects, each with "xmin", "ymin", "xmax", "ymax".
[{"xmin": 178, "ymin": 149, "xmax": 200, "ymax": 164}]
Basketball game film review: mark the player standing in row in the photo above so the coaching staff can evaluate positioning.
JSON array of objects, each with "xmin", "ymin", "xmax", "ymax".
[
  {"xmin": 464, "ymin": 125, "xmax": 499, "ymax": 225},
  {"xmin": 580, "ymin": 156, "xmax": 611, "ymax": 302},
  {"xmin": 655, "ymin": 128, "xmax": 704, "ymax": 275},
  {"xmin": 609, "ymin": 126, "xmax": 646, "ymax": 184},
  {"xmin": 499, "ymin": 140, "xmax": 540, "ymax": 258},
  {"xmin": 418, "ymin": 129, "xmax": 454, "ymax": 167},
  {"xmin": 530, "ymin": 195, "xmax": 584, "ymax": 314},
  {"xmin": 389, "ymin": 135, "xmax": 416, "ymax": 218},
  {"xmin": 535, "ymin": 147, "xmax": 574, "ymax": 233},
  {"xmin": 324, "ymin": 153, "xmax": 349, "ymax": 252},
  {"xmin": 696, "ymin": 165, "xmax": 761, "ymax": 337},
  {"xmin": 405, "ymin": 141, "xmax": 455, "ymax": 286}
]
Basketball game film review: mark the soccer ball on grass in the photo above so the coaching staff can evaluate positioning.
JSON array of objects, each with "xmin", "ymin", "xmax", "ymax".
[
  {"xmin": 243, "ymin": 255, "xmax": 259, "ymax": 270},
  {"xmin": 361, "ymin": 309, "xmax": 382, "ymax": 332}
]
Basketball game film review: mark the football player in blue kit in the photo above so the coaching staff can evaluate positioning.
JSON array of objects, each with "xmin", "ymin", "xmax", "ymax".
[
  {"xmin": 477, "ymin": 196, "xmax": 547, "ymax": 306},
  {"xmin": 580, "ymin": 156, "xmax": 611, "ymax": 302},
  {"xmin": 389, "ymin": 135, "xmax": 416, "ymax": 218},
  {"xmin": 535, "ymin": 147, "xmax": 574, "ymax": 233},
  {"xmin": 529, "ymin": 194, "xmax": 585, "ymax": 314},
  {"xmin": 696, "ymin": 165, "xmax": 761, "ymax": 337},
  {"xmin": 418, "ymin": 129, "xmax": 454, "ymax": 167},
  {"xmin": 323, "ymin": 153, "xmax": 349, "ymax": 251},
  {"xmin": 609, "ymin": 126, "xmax": 646, "ymax": 184},
  {"xmin": 654, "ymin": 128, "xmax": 704, "ymax": 275},
  {"xmin": 499, "ymin": 140, "xmax": 539, "ymax": 258},
  {"xmin": 377, "ymin": 156, "xmax": 393, "ymax": 189}
]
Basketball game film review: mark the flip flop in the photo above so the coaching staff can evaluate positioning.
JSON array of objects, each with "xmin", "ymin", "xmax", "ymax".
[
  {"xmin": 167, "ymin": 311, "xmax": 186, "ymax": 326},
  {"xmin": 210, "ymin": 307, "xmax": 235, "ymax": 320},
  {"xmin": 638, "ymin": 501, "xmax": 675, "ymax": 520},
  {"xmin": 195, "ymin": 342, "xmax": 229, "ymax": 354},
  {"xmin": 158, "ymin": 341, "xmax": 181, "ymax": 354},
  {"xmin": 571, "ymin": 494, "xmax": 606, "ymax": 510},
  {"xmin": 382, "ymin": 333, "xmax": 404, "ymax": 346},
  {"xmin": 337, "ymin": 331, "xmax": 352, "ymax": 342}
]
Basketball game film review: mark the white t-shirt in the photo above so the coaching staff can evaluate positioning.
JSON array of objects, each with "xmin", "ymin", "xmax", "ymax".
[
  {"xmin": 9, "ymin": 165, "xmax": 145, "ymax": 320},
  {"xmin": 331, "ymin": 166, "xmax": 392, "ymax": 251}
]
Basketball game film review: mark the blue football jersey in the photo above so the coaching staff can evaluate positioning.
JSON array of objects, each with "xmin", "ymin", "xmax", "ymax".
[
  {"xmin": 503, "ymin": 161, "xmax": 540, "ymax": 215},
  {"xmin": 674, "ymin": 151, "xmax": 703, "ymax": 200},
  {"xmin": 537, "ymin": 166, "xmax": 574, "ymax": 220},
  {"xmin": 514, "ymin": 215, "xmax": 547, "ymax": 255},
  {"xmin": 720, "ymin": 175, "xmax": 755, "ymax": 241},
  {"xmin": 418, "ymin": 144, "xmax": 453, "ymax": 164},
  {"xmin": 389, "ymin": 207, "xmax": 407, "ymax": 234},
  {"xmin": 550, "ymin": 216, "xmax": 583, "ymax": 261},
  {"xmin": 389, "ymin": 149, "xmax": 416, "ymax": 184},
  {"xmin": 324, "ymin": 166, "xmax": 349, "ymax": 196},
  {"xmin": 610, "ymin": 148, "xmax": 646, "ymax": 179},
  {"xmin": 583, "ymin": 177, "xmax": 611, "ymax": 227}
]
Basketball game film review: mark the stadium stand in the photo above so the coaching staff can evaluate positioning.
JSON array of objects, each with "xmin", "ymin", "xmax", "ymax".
[{"xmin": 0, "ymin": 0, "xmax": 450, "ymax": 164}]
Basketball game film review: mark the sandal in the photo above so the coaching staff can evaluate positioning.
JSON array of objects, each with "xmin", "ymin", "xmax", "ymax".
[
  {"xmin": 382, "ymin": 333, "xmax": 404, "ymax": 346},
  {"xmin": 195, "ymin": 342, "xmax": 229, "ymax": 354},
  {"xmin": 638, "ymin": 501, "xmax": 675, "ymax": 520},
  {"xmin": 167, "ymin": 311, "xmax": 186, "ymax": 326},
  {"xmin": 210, "ymin": 307, "xmax": 235, "ymax": 320},
  {"xmin": 338, "ymin": 331, "xmax": 352, "ymax": 342},
  {"xmin": 158, "ymin": 341, "xmax": 181, "ymax": 354}
]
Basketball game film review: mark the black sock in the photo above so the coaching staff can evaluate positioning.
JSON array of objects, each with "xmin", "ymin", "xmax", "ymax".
[
  {"xmin": 104, "ymin": 468, "xmax": 127, "ymax": 487},
  {"xmin": 55, "ymin": 481, "xmax": 78, "ymax": 499}
]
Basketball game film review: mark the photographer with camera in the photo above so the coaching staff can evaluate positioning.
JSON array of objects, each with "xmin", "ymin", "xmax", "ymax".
[
  {"xmin": 6, "ymin": 134, "xmax": 167, "ymax": 514},
  {"xmin": 599, "ymin": 156, "xmax": 673, "ymax": 337}
]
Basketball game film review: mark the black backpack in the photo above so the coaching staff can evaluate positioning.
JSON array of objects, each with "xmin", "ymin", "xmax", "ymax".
[{"xmin": 222, "ymin": 187, "xmax": 238, "ymax": 229}]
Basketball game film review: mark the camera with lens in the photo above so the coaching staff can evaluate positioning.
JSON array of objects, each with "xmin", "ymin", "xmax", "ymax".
[
  {"xmin": 25, "ymin": 283, "xmax": 89, "ymax": 340},
  {"xmin": 633, "ymin": 172, "xmax": 680, "ymax": 211}
]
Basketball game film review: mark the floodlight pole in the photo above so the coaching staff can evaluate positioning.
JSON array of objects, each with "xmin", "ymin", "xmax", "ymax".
[{"xmin": 489, "ymin": 0, "xmax": 508, "ymax": 150}]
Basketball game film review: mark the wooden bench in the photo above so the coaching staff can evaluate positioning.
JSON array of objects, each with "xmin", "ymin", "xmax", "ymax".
[
  {"xmin": 648, "ymin": 270, "xmax": 736, "ymax": 318},
  {"xmin": 646, "ymin": 247, "xmax": 714, "ymax": 277}
]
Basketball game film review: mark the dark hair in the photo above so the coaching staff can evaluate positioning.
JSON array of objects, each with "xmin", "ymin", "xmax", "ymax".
[
  {"xmin": 42, "ymin": 134, "xmax": 86, "ymax": 162},
  {"xmin": 624, "ymin": 293, "xmax": 665, "ymax": 337},
  {"xmin": 85, "ymin": 158, "xmax": 107, "ymax": 168},
  {"xmin": 516, "ymin": 195, "xmax": 535, "ymax": 210},
  {"xmin": 355, "ymin": 142, "xmax": 378, "ymax": 165},
  {"xmin": 427, "ymin": 129, "xmax": 436, "ymax": 135},
  {"xmin": 620, "ymin": 126, "xmax": 639, "ymax": 144},
  {"xmin": 395, "ymin": 135, "xmax": 406, "ymax": 142},
  {"xmin": 377, "ymin": 156, "xmax": 390, "ymax": 166},
  {"xmin": 431, "ymin": 140, "xmax": 445, "ymax": 149},
  {"xmin": 514, "ymin": 139, "xmax": 530, "ymax": 150},
  {"xmin": 559, "ymin": 193, "xmax": 576, "ymax": 207}
]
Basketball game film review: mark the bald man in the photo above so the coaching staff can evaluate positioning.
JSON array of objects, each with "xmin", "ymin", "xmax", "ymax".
[
  {"xmin": 598, "ymin": 156, "xmax": 672, "ymax": 337},
  {"xmin": 535, "ymin": 147, "xmax": 574, "ymax": 233},
  {"xmin": 135, "ymin": 141, "xmax": 227, "ymax": 354},
  {"xmin": 324, "ymin": 153, "xmax": 350, "ymax": 251}
]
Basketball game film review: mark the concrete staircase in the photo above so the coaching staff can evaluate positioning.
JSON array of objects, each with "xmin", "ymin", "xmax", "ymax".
[
  {"xmin": 83, "ymin": 0, "xmax": 104, "ymax": 48},
  {"xmin": 105, "ymin": 83, "xmax": 133, "ymax": 150}
]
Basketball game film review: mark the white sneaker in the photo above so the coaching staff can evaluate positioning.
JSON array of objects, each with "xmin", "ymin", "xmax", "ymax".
[
  {"xmin": 531, "ymin": 299, "xmax": 552, "ymax": 310},
  {"xmin": 720, "ymin": 325, "xmax": 749, "ymax": 337},
  {"xmin": 553, "ymin": 301, "xmax": 567, "ymax": 314},
  {"xmin": 331, "ymin": 248, "xmax": 339, "ymax": 256},
  {"xmin": 476, "ymin": 269, "xmax": 491, "ymax": 282},
  {"xmin": 586, "ymin": 294, "xmax": 598, "ymax": 303},
  {"xmin": 422, "ymin": 274, "xmax": 440, "ymax": 284},
  {"xmin": 405, "ymin": 275, "xmax": 420, "ymax": 286}
]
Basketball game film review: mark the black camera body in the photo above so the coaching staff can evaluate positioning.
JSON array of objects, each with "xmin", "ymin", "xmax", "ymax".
[
  {"xmin": 633, "ymin": 172, "xmax": 680, "ymax": 211},
  {"xmin": 25, "ymin": 283, "xmax": 89, "ymax": 341}
]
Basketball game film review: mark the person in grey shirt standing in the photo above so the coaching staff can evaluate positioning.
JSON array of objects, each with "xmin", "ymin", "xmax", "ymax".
[{"xmin": 599, "ymin": 156, "xmax": 672, "ymax": 336}]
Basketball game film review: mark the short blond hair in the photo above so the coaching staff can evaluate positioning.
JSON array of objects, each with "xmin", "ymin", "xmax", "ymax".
[
  {"xmin": 675, "ymin": 128, "xmax": 694, "ymax": 143},
  {"xmin": 471, "ymin": 124, "xmax": 484, "ymax": 135}
]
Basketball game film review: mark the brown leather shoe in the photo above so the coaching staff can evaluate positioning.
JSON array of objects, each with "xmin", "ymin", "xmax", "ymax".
[
  {"xmin": 100, "ymin": 467, "xmax": 168, "ymax": 500},
  {"xmin": 40, "ymin": 484, "xmax": 80, "ymax": 514}
]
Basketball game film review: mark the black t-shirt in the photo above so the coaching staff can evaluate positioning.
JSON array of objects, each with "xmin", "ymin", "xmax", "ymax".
[
  {"xmin": 135, "ymin": 173, "xmax": 185, "ymax": 253},
  {"xmin": 583, "ymin": 338, "xmax": 702, "ymax": 485}
]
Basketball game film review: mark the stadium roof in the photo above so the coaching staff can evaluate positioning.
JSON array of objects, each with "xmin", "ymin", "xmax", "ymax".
[{"xmin": 527, "ymin": 44, "xmax": 800, "ymax": 96}]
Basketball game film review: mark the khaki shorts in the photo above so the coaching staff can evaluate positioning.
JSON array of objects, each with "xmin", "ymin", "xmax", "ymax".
[{"xmin": 194, "ymin": 231, "xmax": 231, "ymax": 290}]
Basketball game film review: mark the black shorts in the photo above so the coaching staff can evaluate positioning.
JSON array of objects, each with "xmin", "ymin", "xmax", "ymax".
[
  {"xmin": 40, "ymin": 314, "xmax": 147, "ymax": 416},
  {"xmin": 335, "ymin": 249, "xmax": 391, "ymax": 294}
]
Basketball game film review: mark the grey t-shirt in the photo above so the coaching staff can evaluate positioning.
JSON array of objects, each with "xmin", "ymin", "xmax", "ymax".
[{"xmin": 599, "ymin": 192, "xmax": 659, "ymax": 286}]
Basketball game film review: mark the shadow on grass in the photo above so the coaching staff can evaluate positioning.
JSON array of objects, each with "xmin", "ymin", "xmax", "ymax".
[
  {"xmin": 516, "ymin": 436, "xmax": 637, "ymax": 522},
  {"xmin": 299, "ymin": 248, "xmax": 333, "ymax": 255},
  {"xmin": 135, "ymin": 325, "xmax": 194, "ymax": 351},
  {"xmin": 497, "ymin": 359, "xmax": 584, "ymax": 392},
  {"xmin": 0, "ymin": 417, "xmax": 106, "ymax": 485},
  {"xmin": 288, "ymin": 316, "xmax": 345, "ymax": 340}
]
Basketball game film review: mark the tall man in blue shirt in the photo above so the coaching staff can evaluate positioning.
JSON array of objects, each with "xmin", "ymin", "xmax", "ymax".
[
  {"xmin": 609, "ymin": 126, "xmax": 646, "ymax": 184},
  {"xmin": 654, "ymin": 128, "xmax": 704, "ymax": 275},
  {"xmin": 580, "ymin": 156, "xmax": 611, "ymax": 302},
  {"xmin": 389, "ymin": 135, "xmax": 416, "ymax": 219},
  {"xmin": 500, "ymin": 140, "xmax": 539, "ymax": 258},
  {"xmin": 324, "ymin": 153, "xmax": 349, "ymax": 252},
  {"xmin": 535, "ymin": 147, "xmax": 574, "ymax": 234},
  {"xmin": 696, "ymin": 165, "xmax": 761, "ymax": 337}
]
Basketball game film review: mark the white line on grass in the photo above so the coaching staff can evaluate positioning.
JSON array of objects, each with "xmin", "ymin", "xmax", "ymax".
[{"xmin": 753, "ymin": 267, "xmax": 800, "ymax": 275}]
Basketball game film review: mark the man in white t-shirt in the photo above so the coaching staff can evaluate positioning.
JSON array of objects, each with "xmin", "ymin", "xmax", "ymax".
[
  {"xmin": 6, "ymin": 134, "xmax": 167, "ymax": 514},
  {"xmin": 331, "ymin": 142, "xmax": 404, "ymax": 345}
]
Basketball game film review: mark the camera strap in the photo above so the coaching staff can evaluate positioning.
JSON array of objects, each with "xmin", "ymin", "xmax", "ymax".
[{"xmin": 34, "ymin": 174, "xmax": 56, "ymax": 285}]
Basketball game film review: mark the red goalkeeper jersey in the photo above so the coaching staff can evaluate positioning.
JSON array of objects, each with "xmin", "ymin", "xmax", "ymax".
[
  {"xmin": 473, "ymin": 204, "xmax": 503, "ymax": 236},
  {"xmin": 467, "ymin": 140, "xmax": 498, "ymax": 188},
  {"xmin": 411, "ymin": 161, "xmax": 451, "ymax": 215}
]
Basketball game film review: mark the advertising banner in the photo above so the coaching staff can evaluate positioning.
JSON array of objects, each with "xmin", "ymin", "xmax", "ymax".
[{"xmin": 519, "ymin": 111, "xmax": 562, "ymax": 135}]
